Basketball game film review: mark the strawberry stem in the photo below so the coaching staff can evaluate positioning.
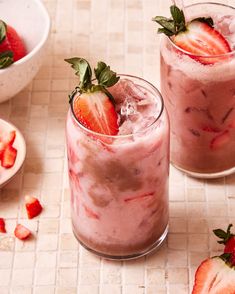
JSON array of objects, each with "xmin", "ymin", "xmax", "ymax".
[
  {"xmin": 213, "ymin": 224, "xmax": 234, "ymax": 245},
  {"xmin": 65, "ymin": 57, "xmax": 119, "ymax": 104},
  {"xmin": 152, "ymin": 5, "xmax": 214, "ymax": 37}
]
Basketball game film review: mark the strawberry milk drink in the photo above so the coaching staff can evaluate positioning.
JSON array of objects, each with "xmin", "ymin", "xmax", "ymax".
[
  {"xmin": 65, "ymin": 58, "xmax": 170, "ymax": 259},
  {"xmin": 155, "ymin": 2, "xmax": 235, "ymax": 178}
]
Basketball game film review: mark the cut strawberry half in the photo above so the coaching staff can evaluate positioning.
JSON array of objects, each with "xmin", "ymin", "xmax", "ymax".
[
  {"xmin": 73, "ymin": 91, "xmax": 119, "ymax": 136},
  {"xmin": 1, "ymin": 145, "xmax": 17, "ymax": 168},
  {"xmin": 0, "ymin": 218, "xmax": 6, "ymax": 233},
  {"xmin": 210, "ymin": 130, "xmax": 230, "ymax": 150},
  {"xmin": 14, "ymin": 224, "xmax": 31, "ymax": 240},
  {"xmin": 192, "ymin": 257, "xmax": 235, "ymax": 294},
  {"xmin": 173, "ymin": 21, "xmax": 232, "ymax": 64},
  {"xmin": 25, "ymin": 196, "xmax": 43, "ymax": 219}
]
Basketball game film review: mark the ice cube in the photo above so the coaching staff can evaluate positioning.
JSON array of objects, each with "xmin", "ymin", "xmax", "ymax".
[
  {"xmin": 229, "ymin": 18, "xmax": 235, "ymax": 33},
  {"xmin": 120, "ymin": 99, "xmax": 138, "ymax": 116}
]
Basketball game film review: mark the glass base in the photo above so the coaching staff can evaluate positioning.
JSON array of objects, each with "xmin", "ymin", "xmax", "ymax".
[
  {"xmin": 172, "ymin": 162, "xmax": 235, "ymax": 179},
  {"xmin": 72, "ymin": 224, "xmax": 169, "ymax": 261}
]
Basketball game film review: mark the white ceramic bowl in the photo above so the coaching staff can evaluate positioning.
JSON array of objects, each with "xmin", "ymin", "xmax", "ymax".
[
  {"xmin": 0, "ymin": 119, "xmax": 26, "ymax": 188},
  {"xmin": 0, "ymin": 0, "xmax": 50, "ymax": 103}
]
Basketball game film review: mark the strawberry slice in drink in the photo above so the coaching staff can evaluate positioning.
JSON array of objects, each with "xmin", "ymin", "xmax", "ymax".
[
  {"xmin": 153, "ymin": 5, "xmax": 232, "ymax": 65},
  {"xmin": 210, "ymin": 130, "xmax": 230, "ymax": 150}
]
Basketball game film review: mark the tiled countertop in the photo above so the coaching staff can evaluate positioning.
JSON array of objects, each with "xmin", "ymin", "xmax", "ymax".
[{"xmin": 0, "ymin": 0, "xmax": 235, "ymax": 293}]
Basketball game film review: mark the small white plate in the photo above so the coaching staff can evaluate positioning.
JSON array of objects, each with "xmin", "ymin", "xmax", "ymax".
[{"xmin": 0, "ymin": 119, "xmax": 26, "ymax": 188}]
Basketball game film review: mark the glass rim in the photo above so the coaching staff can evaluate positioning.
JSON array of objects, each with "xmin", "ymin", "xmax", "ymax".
[
  {"xmin": 167, "ymin": 2, "xmax": 235, "ymax": 59},
  {"xmin": 70, "ymin": 74, "xmax": 165, "ymax": 140}
]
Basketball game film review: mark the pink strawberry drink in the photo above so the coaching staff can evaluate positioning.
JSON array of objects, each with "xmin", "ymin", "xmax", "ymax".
[
  {"xmin": 66, "ymin": 74, "xmax": 169, "ymax": 259},
  {"xmin": 159, "ymin": 2, "xmax": 235, "ymax": 177}
]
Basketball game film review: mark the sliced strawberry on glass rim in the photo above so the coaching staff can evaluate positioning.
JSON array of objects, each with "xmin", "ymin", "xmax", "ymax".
[
  {"xmin": 153, "ymin": 5, "xmax": 232, "ymax": 65},
  {"xmin": 73, "ymin": 91, "xmax": 119, "ymax": 136},
  {"xmin": 65, "ymin": 58, "xmax": 120, "ymax": 139}
]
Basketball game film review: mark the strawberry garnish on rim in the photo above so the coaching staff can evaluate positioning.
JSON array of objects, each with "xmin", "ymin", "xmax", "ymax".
[
  {"xmin": 153, "ymin": 5, "xmax": 232, "ymax": 64},
  {"xmin": 65, "ymin": 58, "xmax": 119, "ymax": 136}
]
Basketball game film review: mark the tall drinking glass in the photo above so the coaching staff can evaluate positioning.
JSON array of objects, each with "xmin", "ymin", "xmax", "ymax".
[
  {"xmin": 66, "ymin": 75, "xmax": 170, "ymax": 260},
  {"xmin": 160, "ymin": 2, "xmax": 235, "ymax": 178}
]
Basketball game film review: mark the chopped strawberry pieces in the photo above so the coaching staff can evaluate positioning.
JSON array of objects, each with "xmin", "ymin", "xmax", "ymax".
[
  {"xmin": 210, "ymin": 130, "xmax": 230, "ymax": 150},
  {"xmin": 0, "ymin": 129, "xmax": 17, "ymax": 169},
  {"xmin": 14, "ymin": 224, "xmax": 31, "ymax": 240},
  {"xmin": 0, "ymin": 218, "xmax": 6, "ymax": 233},
  {"xmin": 83, "ymin": 204, "xmax": 100, "ymax": 220},
  {"xmin": 202, "ymin": 126, "xmax": 221, "ymax": 133},
  {"xmin": 124, "ymin": 192, "xmax": 155, "ymax": 203},
  {"xmin": 25, "ymin": 196, "xmax": 43, "ymax": 219},
  {"xmin": 1, "ymin": 145, "xmax": 17, "ymax": 169}
]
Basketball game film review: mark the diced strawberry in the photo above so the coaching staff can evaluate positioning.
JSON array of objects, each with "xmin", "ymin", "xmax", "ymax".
[
  {"xmin": 5, "ymin": 130, "xmax": 16, "ymax": 146},
  {"xmin": 210, "ymin": 130, "xmax": 230, "ymax": 150},
  {"xmin": 0, "ymin": 24, "xmax": 26, "ymax": 62},
  {"xmin": 0, "ymin": 141, "xmax": 4, "ymax": 160},
  {"xmin": 73, "ymin": 91, "xmax": 119, "ymax": 136},
  {"xmin": 192, "ymin": 257, "xmax": 235, "ymax": 294},
  {"xmin": 0, "ymin": 218, "xmax": 6, "ymax": 233},
  {"xmin": 83, "ymin": 204, "xmax": 99, "ymax": 220},
  {"xmin": 173, "ymin": 21, "xmax": 232, "ymax": 65},
  {"xmin": 124, "ymin": 192, "xmax": 155, "ymax": 203},
  {"xmin": 201, "ymin": 125, "xmax": 221, "ymax": 133},
  {"xmin": 25, "ymin": 196, "xmax": 43, "ymax": 219},
  {"xmin": 14, "ymin": 224, "xmax": 31, "ymax": 240},
  {"xmin": 1, "ymin": 145, "xmax": 17, "ymax": 168}
]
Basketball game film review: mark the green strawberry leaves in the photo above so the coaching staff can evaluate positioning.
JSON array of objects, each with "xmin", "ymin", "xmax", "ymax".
[
  {"xmin": 94, "ymin": 61, "xmax": 120, "ymax": 87},
  {"xmin": 0, "ymin": 51, "xmax": 14, "ymax": 69},
  {"xmin": 64, "ymin": 57, "xmax": 92, "ymax": 91},
  {"xmin": 152, "ymin": 5, "xmax": 214, "ymax": 37},
  {"xmin": 0, "ymin": 20, "xmax": 7, "ymax": 43},
  {"xmin": 213, "ymin": 224, "xmax": 234, "ymax": 245},
  {"xmin": 65, "ymin": 57, "xmax": 119, "ymax": 104}
]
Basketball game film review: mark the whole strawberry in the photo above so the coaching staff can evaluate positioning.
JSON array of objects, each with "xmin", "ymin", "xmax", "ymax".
[
  {"xmin": 0, "ymin": 20, "xmax": 26, "ymax": 69},
  {"xmin": 213, "ymin": 224, "xmax": 235, "ymax": 266}
]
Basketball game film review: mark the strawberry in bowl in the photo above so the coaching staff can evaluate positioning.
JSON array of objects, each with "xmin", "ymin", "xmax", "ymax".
[{"xmin": 0, "ymin": 20, "xmax": 27, "ymax": 68}]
